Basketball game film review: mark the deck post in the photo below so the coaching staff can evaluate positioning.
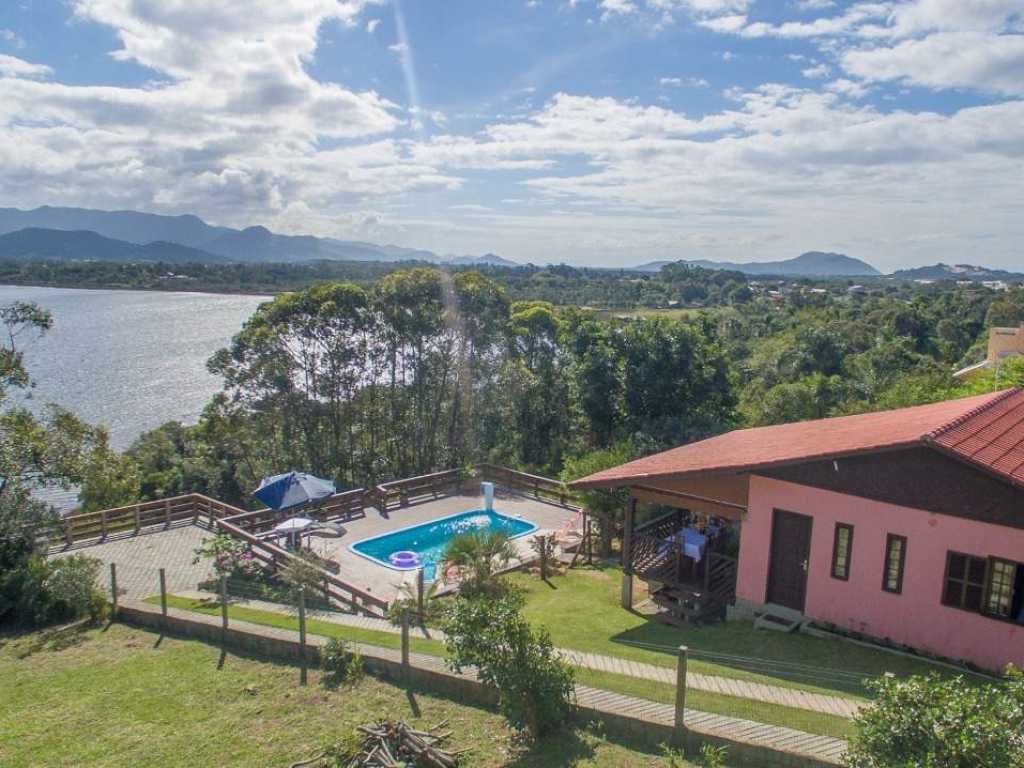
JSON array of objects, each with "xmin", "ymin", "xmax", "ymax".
[
  {"xmin": 109, "ymin": 563, "xmax": 118, "ymax": 617},
  {"xmin": 219, "ymin": 575, "xmax": 229, "ymax": 641},
  {"xmin": 159, "ymin": 568, "xmax": 168, "ymax": 626},
  {"xmin": 400, "ymin": 607, "xmax": 411, "ymax": 683},
  {"xmin": 416, "ymin": 568, "xmax": 425, "ymax": 620},
  {"xmin": 298, "ymin": 587, "xmax": 308, "ymax": 686},
  {"xmin": 620, "ymin": 496, "xmax": 636, "ymax": 609},
  {"xmin": 674, "ymin": 645, "xmax": 688, "ymax": 737}
]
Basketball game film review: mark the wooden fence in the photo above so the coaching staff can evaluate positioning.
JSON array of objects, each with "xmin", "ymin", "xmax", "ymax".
[
  {"xmin": 475, "ymin": 463, "xmax": 579, "ymax": 508},
  {"xmin": 370, "ymin": 469, "xmax": 464, "ymax": 512}
]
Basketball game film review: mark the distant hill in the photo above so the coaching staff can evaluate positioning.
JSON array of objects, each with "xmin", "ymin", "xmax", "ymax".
[
  {"xmin": 0, "ymin": 206, "xmax": 516, "ymax": 267},
  {"xmin": 0, "ymin": 228, "xmax": 229, "ymax": 265},
  {"xmin": 634, "ymin": 251, "xmax": 881, "ymax": 277},
  {"xmin": 889, "ymin": 263, "xmax": 1024, "ymax": 282},
  {"xmin": 445, "ymin": 252, "xmax": 520, "ymax": 267}
]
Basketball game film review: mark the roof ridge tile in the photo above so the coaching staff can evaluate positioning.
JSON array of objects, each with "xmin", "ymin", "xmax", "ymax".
[{"xmin": 921, "ymin": 388, "xmax": 1020, "ymax": 442}]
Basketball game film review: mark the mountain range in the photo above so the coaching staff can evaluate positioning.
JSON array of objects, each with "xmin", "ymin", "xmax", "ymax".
[
  {"xmin": 633, "ymin": 251, "xmax": 882, "ymax": 277},
  {"xmin": 0, "ymin": 206, "xmax": 518, "ymax": 267}
]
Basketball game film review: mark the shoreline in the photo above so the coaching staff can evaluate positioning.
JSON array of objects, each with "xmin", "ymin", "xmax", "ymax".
[{"xmin": 0, "ymin": 280, "xmax": 278, "ymax": 299}]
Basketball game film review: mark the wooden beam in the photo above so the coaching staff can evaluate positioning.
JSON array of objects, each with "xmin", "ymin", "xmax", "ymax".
[
  {"xmin": 631, "ymin": 484, "xmax": 746, "ymax": 521},
  {"xmin": 621, "ymin": 497, "xmax": 636, "ymax": 609}
]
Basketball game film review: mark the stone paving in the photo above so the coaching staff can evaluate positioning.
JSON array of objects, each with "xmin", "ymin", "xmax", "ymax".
[
  {"xmin": 176, "ymin": 589, "xmax": 865, "ymax": 720},
  {"xmin": 49, "ymin": 521, "xmax": 215, "ymax": 598}
]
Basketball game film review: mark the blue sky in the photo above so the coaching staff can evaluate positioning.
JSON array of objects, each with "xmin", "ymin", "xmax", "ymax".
[{"xmin": 0, "ymin": 1, "xmax": 1021, "ymax": 271}]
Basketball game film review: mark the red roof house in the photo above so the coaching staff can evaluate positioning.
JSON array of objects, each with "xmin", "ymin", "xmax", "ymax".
[{"xmin": 572, "ymin": 389, "xmax": 1024, "ymax": 672}]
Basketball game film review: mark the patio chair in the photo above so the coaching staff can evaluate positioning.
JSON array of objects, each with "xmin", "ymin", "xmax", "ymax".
[{"xmin": 306, "ymin": 522, "xmax": 347, "ymax": 539}]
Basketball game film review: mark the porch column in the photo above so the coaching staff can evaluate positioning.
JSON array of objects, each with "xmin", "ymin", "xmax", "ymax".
[{"xmin": 621, "ymin": 496, "xmax": 636, "ymax": 609}]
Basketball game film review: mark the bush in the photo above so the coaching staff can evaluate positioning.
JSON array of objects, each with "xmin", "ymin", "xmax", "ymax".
[
  {"xmin": 442, "ymin": 593, "xmax": 575, "ymax": 740},
  {"xmin": 845, "ymin": 668, "xmax": 1024, "ymax": 768},
  {"xmin": 44, "ymin": 554, "xmax": 107, "ymax": 623},
  {"xmin": 321, "ymin": 637, "xmax": 364, "ymax": 688}
]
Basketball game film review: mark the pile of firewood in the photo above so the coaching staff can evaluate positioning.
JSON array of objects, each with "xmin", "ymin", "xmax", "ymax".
[{"xmin": 290, "ymin": 719, "xmax": 462, "ymax": 768}]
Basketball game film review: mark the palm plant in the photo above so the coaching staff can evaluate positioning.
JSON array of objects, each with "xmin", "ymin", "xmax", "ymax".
[{"xmin": 442, "ymin": 531, "xmax": 517, "ymax": 598}]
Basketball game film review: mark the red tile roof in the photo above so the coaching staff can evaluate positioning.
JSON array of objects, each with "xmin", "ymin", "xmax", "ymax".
[{"xmin": 572, "ymin": 388, "xmax": 1024, "ymax": 489}]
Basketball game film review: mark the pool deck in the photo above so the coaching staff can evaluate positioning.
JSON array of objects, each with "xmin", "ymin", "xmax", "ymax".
[
  {"xmin": 312, "ymin": 492, "xmax": 576, "ymax": 602},
  {"xmin": 46, "ymin": 491, "xmax": 577, "ymax": 604}
]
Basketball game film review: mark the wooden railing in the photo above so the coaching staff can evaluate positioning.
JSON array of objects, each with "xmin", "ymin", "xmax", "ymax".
[
  {"xmin": 371, "ymin": 469, "xmax": 464, "ymax": 512},
  {"xmin": 37, "ymin": 493, "xmax": 224, "ymax": 547},
  {"xmin": 43, "ymin": 491, "xmax": 388, "ymax": 618},
  {"xmin": 213, "ymin": 515, "xmax": 387, "ymax": 617},
  {"xmin": 475, "ymin": 463, "xmax": 579, "ymax": 508},
  {"xmin": 221, "ymin": 488, "xmax": 366, "ymax": 535}
]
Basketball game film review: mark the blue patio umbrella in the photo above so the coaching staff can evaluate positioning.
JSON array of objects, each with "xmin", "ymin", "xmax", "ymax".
[{"xmin": 253, "ymin": 471, "xmax": 336, "ymax": 511}]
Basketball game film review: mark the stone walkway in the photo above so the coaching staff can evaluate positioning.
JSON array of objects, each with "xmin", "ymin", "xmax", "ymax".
[
  {"xmin": 123, "ymin": 597, "xmax": 849, "ymax": 766},
  {"xmin": 176, "ymin": 589, "xmax": 864, "ymax": 720}
]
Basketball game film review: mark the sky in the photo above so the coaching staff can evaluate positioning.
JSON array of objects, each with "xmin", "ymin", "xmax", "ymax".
[{"xmin": 0, "ymin": 1, "xmax": 1021, "ymax": 271}]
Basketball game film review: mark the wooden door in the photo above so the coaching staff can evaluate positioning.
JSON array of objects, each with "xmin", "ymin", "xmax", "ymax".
[{"xmin": 766, "ymin": 509, "xmax": 813, "ymax": 612}]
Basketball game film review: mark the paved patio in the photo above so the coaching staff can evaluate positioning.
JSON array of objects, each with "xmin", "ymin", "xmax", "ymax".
[{"xmin": 48, "ymin": 492, "xmax": 576, "ymax": 603}]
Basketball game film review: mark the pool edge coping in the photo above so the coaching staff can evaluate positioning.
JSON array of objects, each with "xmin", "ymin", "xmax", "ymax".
[{"xmin": 346, "ymin": 507, "xmax": 540, "ymax": 572}]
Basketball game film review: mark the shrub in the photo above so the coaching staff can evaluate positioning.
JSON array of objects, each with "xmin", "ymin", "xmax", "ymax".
[
  {"xmin": 44, "ymin": 554, "xmax": 107, "ymax": 623},
  {"xmin": 442, "ymin": 530, "xmax": 517, "ymax": 599},
  {"xmin": 442, "ymin": 593, "xmax": 575, "ymax": 739},
  {"xmin": 321, "ymin": 637, "xmax": 364, "ymax": 688},
  {"xmin": 845, "ymin": 667, "xmax": 1024, "ymax": 768},
  {"xmin": 278, "ymin": 550, "xmax": 324, "ymax": 598}
]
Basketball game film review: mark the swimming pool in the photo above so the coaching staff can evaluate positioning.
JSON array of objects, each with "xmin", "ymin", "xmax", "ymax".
[{"xmin": 349, "ymin": 509, "xmax": 538, "ymax": 572}]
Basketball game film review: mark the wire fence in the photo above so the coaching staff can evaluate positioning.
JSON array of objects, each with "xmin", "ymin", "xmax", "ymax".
[{"xmin": 615, "ymin": 638, "xmax": 872, "ymax": 692}]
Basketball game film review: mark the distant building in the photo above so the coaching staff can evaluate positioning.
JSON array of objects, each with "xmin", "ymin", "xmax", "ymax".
[{"xmin": 954, "ymin": 323, "xmax": 1024, "ymax": 378}]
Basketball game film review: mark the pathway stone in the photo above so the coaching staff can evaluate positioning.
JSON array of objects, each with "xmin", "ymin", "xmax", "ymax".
[{"xmin": 175, "ymin": 589, "xmax": 866, "ymax": 719}]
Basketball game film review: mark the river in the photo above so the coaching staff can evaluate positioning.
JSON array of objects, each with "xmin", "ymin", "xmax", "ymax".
[{"xmin": 1, "ymin": 286, "xmax": 268, "ymax": 450}]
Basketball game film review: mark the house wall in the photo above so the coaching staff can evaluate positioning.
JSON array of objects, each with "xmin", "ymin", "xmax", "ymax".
[{"xmin": 736, "ymin": 475, "xmax": 1024, "ymax": 672}]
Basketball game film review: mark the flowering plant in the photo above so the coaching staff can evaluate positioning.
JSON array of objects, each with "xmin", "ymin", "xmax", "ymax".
[{"xmin": 193, "ymin": 534, "xmax": 260, "ymax": 578}]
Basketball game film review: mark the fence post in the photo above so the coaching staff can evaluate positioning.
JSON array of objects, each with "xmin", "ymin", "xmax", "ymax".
[
  {"xmin": 64, "ymin": 517, "xmax": 73, "ymax": 547},
  {"xmin": 159, "ymin": 568, "xmax": 168, "ymax": 626},
  {"xmin": 220, "ymin": 575, "xmax": 229, "ymax": 641},
  {"xmin": 165, "ymin": 499, "xmax": 172, "ymax": 527},
  {"xmin": 109, "ymin": 563, "xmax": 118, "ymax": 617},
  {"xmin": 134, "ymin": 504, "xmax": 141, "ymax": 534},
  {"xmin": 540, "ymin": 538, "xmax": 549, "ymax": 581},
  {"xmin": 100, "ymin": 509, "xmax": 108, "ymax": 540},
  {"xmin": 674, "ymin": 645, "xmax": 688, "ymax": 738},
  {"xmin": 416, "ymin": 568, "xmax": 425, "ymax": 620},
  {"xmin": 298, "ymin": 587, "xmax": 308, "ymax": 686},
  {"xmin": 400, "ymin": 606, "xmax": 410, "ymax": 683}
]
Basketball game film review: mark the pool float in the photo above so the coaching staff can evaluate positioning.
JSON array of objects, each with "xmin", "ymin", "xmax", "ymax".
[{"xmin": 389, "ymin": 550, "xmax": 420, "ymax": 568}]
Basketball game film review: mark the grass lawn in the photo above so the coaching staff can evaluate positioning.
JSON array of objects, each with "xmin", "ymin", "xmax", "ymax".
[
  {"xmin": 1, "ymin": 622, "xmax": 709, "ymax": 768},
  {"xmin": 154, "ymin": 595, "xmax": 852, "ymax": 739},
  {"xmin": 507, "ymin": 565, "xmax": 981, "ymax": 700}
]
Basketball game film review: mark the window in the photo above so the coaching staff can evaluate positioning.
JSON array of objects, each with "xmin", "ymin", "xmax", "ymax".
[
  {"xmin": 985, "ymin": 558, "xmax": 1020, "ymax": 620},
  {"xmin": 942, "ymin": 552, "xmax": 986, "ymax": 611},
  {"xmin": 882, "ymin": 534, "xmax": 906, "ymax": 594},
  {"xmin": 831, "ymin": 523, "xmax": 853, "ymax": 580}
]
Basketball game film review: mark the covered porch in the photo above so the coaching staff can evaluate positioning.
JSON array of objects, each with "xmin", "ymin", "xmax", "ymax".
[{"xmin": 585, "ymin": 473, "xmax": 749, "ymax": 626}]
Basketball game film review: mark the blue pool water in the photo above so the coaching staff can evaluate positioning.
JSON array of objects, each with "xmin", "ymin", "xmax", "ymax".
[{"xmin": 350, "ymin": 509, "xmax": 537, "ymax": 571}]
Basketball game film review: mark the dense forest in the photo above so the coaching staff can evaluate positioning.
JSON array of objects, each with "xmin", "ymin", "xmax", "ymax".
[{"xmin": 4, "ymin": 263, "xmax": 1024, "ymax": 515}]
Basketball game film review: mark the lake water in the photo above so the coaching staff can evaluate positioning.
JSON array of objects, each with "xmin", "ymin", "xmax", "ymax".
[{"xmin": 2, "ymin": 286, "xmax": 268, "ymax": 449}]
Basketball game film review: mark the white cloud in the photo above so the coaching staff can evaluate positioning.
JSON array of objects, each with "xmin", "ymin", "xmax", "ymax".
[
  {"xmin": 366, "ymin": 18, "xmax": 381, "ymax": 33},
  {"xmin": 402, "ymin": 87, "xmax": 1024, "ymax": 268},
  {"xmin": 694, "ymin": 0, "xmax": 1024, "ymax": 97},
  {"xmin": 802, "ymin": 63, "xmax": 831, "ymax": 78},
  {"xmin": 660, "ymin": 76, "xmax": 710, "ymax": 86},
  {"xmin": 0, "ymin": 54, "xmax": 52, "ymax": 78},
  {"xmin": 843, "ymin": 31, "xmax": 1024, "ymax": 95},
  {"xmin": 388, "ymin": 41, "xmax": 409, "ymax": 55}
]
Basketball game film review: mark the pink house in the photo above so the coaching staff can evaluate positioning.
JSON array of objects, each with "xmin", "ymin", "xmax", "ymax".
[{"xmin": 573, "ymin": 388, "xmax": 1024, "ymax": 673}]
